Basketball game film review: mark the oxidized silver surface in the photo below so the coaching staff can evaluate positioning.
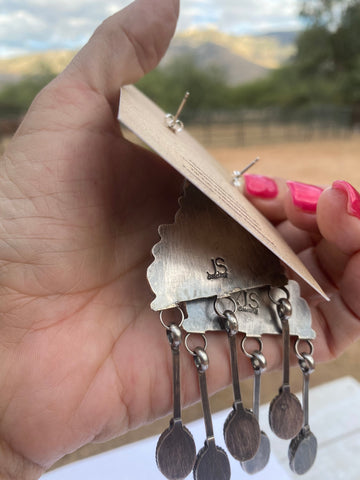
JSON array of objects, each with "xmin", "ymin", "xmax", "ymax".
[
  {"xmin": 183, "ymin": 280, "xmax": 315, "ymax": 339},
  {"xmin": 147, "ymin": 183, "xmax": 287, "ymax": 311}
]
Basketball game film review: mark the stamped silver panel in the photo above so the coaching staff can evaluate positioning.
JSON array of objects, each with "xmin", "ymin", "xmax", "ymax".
[
  {"xmin": 147, "ymin": 183, "xmax": 287, "ymax": 311},
  {"xmin": 183, "ymin": 280, "xmax": 315, "ymax": 339}
]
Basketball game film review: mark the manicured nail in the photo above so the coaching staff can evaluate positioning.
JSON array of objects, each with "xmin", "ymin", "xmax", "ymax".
[
  {"xmin": 286, "ymin": 181, "xmax": 324, "ymax": 213},
  {"xmin": 332, "ymin": 180, "xmax": 360, "ymax": 219},
  {"xmin": 244, "ymin": 174, "xmax": 278, "ymax": 199}
]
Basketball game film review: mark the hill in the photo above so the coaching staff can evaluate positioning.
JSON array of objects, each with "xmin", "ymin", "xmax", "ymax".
[
  {"xmin": 169, "ymin": 29, "xmax": 296, "ymax": 66},
  {"xmin": 0, "ymin": 50, "xmax": 76, "ymax": 84},
  {"xmin": 0, "ymin": 29, "xmax": 296, "ymax": 87},
  {"xmin": 161, "ymin": 39, "xmax": 269, "ymax": 85}
]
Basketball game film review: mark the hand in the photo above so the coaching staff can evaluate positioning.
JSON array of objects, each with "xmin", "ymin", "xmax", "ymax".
[
  {"xmin": 1, "ymin": 0, "xmax": 359, "ymax": 477},
  {"xmin": 242, "ymin": 174, "xmax": 360, "ymax": 359},
  {"xmin": 1, "ymin": 0, "xmax": 184, "ymax": 476}
]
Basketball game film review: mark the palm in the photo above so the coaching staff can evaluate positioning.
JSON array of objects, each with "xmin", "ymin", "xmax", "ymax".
[
  {"xmin": 0, "ymin": 0, "xmax": 186, "ymax": 468},
  {"xmin": 1, "ymin": 79, "xmax": 189, "ymax": 466}
]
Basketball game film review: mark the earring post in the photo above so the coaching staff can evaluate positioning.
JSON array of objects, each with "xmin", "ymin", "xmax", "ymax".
[
  {"xmin": 237, "ymin": 157, "xmax": 259, "ymax": 177},
  {"xmin": 173, "ymin": 91, "xmax": 190, "ymax": 123}
]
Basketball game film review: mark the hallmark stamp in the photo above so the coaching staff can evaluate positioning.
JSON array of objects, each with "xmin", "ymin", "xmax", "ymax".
[
  {"xmin": 207, "ymin": 257, "xmax": 228, "ymax": 280},
  {"xmin": 233, "ymin": 290, "xmax": 260, "ymax": 315}
]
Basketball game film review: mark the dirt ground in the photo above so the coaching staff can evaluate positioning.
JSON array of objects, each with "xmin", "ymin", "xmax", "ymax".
[
  {"xmin": 211, "ymin": 134, "xmax": 360, "ymax": 188},
  {"xmin": 44, "ymin": 135, "xmax": 359, "ymax": 469}
]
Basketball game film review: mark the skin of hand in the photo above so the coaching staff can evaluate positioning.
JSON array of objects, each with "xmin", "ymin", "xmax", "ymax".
[{"xmin": 0, "ymin": 0, "xmax": 359, "ymax": 477}]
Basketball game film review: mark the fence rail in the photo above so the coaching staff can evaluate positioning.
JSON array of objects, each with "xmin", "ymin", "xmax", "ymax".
[
  {"xmin": 185, "ymin": 106, "xmax": 353, "ymax": 147},
  {"xmin": 1, "ymin": 105, "xmax": 356, "ymax": 149}
]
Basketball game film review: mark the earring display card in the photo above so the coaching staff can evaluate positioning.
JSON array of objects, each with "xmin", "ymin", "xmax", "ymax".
[{"xmin": 119, "ymin": 85, "xmax": 327, "ymax": 301}]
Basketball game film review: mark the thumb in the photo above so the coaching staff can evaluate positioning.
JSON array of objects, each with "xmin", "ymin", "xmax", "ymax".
[
  {"xmin": 66, "ymin": 0, "xmax": 179, "ymax": 109},
  {"xmin": 11, "ymin": 0, "xmax": 179, "ymax": 137},
  {"xmin": 2, "ymin": 0, "xmax": 179, "ymax": 211}
]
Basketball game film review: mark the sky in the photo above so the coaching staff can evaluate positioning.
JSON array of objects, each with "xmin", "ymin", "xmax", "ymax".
[{"xmin": 0, "ymin": 0, "xmax": 303, "ymax": 58}]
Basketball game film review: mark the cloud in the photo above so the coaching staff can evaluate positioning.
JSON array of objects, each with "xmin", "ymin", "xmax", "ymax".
[
  {"xmin": 0, "ymin": 0, "xmax": 134, "ymax": 57},
  {"xmin": 178, "ymin": 0, "xmax": 301, "ymax": 34},
  {"xmin": 0, "ymin": 0, "xmax": 302, "ymax": 58}
]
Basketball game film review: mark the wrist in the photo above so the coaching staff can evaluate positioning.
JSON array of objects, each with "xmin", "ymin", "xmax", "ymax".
[{"xmin": 0, "ymin": 439, "xmax": 44, "ymax": 480}]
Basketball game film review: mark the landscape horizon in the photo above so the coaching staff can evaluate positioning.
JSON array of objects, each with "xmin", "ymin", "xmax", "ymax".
[{"xmin": 0, "ymin": 27, "xmax": 297, "ymax": 88}]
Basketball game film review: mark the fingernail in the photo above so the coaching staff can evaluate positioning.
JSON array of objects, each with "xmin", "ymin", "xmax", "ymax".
[
  {"xmin": 286, "ymin": 181, "xmax": 324, "ymax": 213},
  {"xmin": 332, "ymin": 180, "xmax": 360, "ymax": 219},
  {"xmin": 244, "ymin": 174, "xmax": 278, "ymax": 199}
]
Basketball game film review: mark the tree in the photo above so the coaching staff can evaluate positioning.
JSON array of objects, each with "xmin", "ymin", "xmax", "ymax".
[
  {"xmin": 333, "ymin": 2, "xmax": 360, "ymax": 70},
  {"xmin": 295, "ymin": 26, "xmax": 334, "ymax": 75},
  {"xmin": 300, "ymin": 0, "xmax": 350, "ymax": 27},
  {"xmin": 0, "ymin": 66, "xmax": 55, "ymax": 115},
  {"xmin": 289, "ymin": 0, "xmax": 360, "ymax": 106},
  {"xmin": 136, "ymin": 55, "xmax": 229, "ymax": 119}
]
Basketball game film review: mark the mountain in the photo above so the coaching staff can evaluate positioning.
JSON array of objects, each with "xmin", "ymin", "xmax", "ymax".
[
  {"xmin": 161, "ymin": 28, "xmax": 296, "ymax": 85},
  {"xmin": 0, "ymin": 29, "xmax": 296, "ymax": 87},
  {"xmin": 256, "ymin": 31, "xmax": 298, "ymax": 47},
  {"xmin": 168, "ymin": 29, "xmax": 296, "ymax": 66},
  {"xmin": 161, "ymin": 40, "xmax": 269, "ymax": 85},
  {"xmin": 0, "ymin": 50, "xmax": 76, "ymax": 84},
  {"xmin": 0, "ymin": 73, "xmax": 21, "ymax": 88}
]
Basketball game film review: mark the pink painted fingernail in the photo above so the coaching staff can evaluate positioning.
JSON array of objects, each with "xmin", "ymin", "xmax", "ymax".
[
  {"xmin": 244, "ymin": 174, "xmax": 278, "ymax": 199},
  {"xmin": 332, "ymin": 180, "xmax": 360, "ymax": 219},
  {"xmin": 286, "ymin": 181, "xmax": 324, "ymax": 213}
]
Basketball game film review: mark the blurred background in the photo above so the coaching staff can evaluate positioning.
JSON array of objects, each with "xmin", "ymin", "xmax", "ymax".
[
  {"xmin": 0, "ymin": 0, "xmax": 359, "ymax": 477},
  {"xmin": 2, "ymin": 0, "xmax": 360, "ymax": 151}
]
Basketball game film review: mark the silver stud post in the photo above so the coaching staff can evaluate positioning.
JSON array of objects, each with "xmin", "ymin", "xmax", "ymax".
[
  {"xmin": 232, "ymin": 157, "xmax": 259, "ymax": 187},
  {"xmin": 165, "ymin": 91, "xmax": 190, "ymax": 133}
]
